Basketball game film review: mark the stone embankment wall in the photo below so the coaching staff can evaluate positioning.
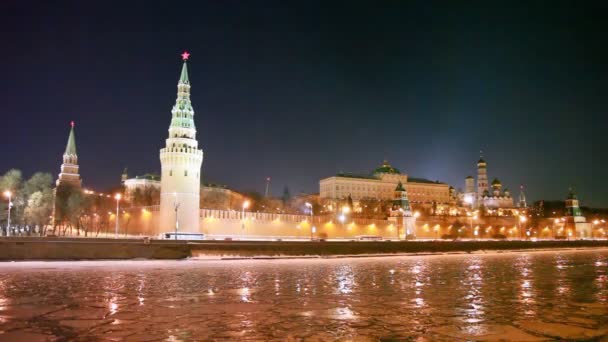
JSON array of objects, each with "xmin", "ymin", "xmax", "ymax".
[
  {"xmin": 1, "ymin": 238, "xmax": 607, "ymax": 260},
  {"xmin": 0, "ymin": 237, "xmax": 189, "ymax": 260}
]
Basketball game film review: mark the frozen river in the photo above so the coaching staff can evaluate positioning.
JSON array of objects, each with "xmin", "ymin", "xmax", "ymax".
[{"xmin": 0, "ymin": 250, "xmax": 606, "ymax": 341}]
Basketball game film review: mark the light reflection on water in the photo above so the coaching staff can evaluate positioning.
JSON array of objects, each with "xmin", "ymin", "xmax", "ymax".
[{"xmin": 0, "ymin": 250, "xmax": 605, "ymax": 340}]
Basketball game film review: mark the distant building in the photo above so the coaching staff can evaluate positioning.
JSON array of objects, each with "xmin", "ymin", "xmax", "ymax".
[
  {"xmin": 55, "ymin": 122, "xmax": 82, "ymax": 189},
  {"xmin": 461, "ymin": 155, "xmax": 513, "ymax": 209},
  {"xmin": 319, "ymin": 160, "xmax": 451, "ymax": 205},
  {"xmin": 122, "ymin": 172, "xmax": 244, "ymax": 210},
  {"xmin": 123, "ymin": 173, "xmax": 161, "ymax": 202}
]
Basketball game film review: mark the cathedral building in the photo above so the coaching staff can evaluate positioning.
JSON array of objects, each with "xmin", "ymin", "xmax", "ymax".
[
  {"xmin": 158, "ymin": 52, "xmax": 204, "ymax": 233},
  {"xmin": 461, "ymin": 156, "xmax": 513, "ymax": 209},
  {"xmin": 319, "ymin": 160, "xmax": 451, "ymax": 205}
]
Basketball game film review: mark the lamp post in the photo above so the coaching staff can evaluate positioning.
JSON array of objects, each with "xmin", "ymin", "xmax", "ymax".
[
  {"xmin": 173, "ymin": 193, "xmax": 180, "ymax": 241},
  {"xmin": 466, "ymin": 212, "xmax": 477, "ymax": 239},
  {"xmin": 3, "ymin": 191, "xmax": 12, "ymax": 236},
  {"xmin": 242, "ymin": 200, "xmax": 250, "ymax": 240},
  {"xmin": 305, "ymin": 202, "xmax": 314, "ymax": 241},
  {"xmin": 114, "ymin": 194, "xmax": 121, "ymax": 238},
  {"xmin": 519, "ymin": 215, "xmax": 527, "ymax": 240}
]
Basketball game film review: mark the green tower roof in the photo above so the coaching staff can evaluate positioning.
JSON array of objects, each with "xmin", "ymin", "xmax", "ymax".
[
  {"xmin": 64, "ymin": 122, "xmax": 77, "ymax": 156},
  {"xmin": 179, "ymin": 61, "xmax": 189, "ymax": 84},
  {"xmin": 567, "ymin": 188, "xmax": 578, "ymax": 200},
  {"xmin": 395, "ymin": 181, "xmax": 406, "ymax": 192}
]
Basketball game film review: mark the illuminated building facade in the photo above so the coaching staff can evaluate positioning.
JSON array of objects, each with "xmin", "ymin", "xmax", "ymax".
[{"xmin": 319, "ymin": 161, "xmax": 451, "ymax": 205}]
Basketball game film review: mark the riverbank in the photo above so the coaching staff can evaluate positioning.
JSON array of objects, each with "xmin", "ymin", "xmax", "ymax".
[{"xmin": 1, "ymin": 237, "xmax": 608, "ymax": 260}]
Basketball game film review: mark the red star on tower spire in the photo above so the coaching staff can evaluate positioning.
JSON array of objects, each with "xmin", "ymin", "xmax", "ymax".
[
  {"xmin": 181, "ymin": 51, "xmax": 190, "ymax": 61},
  {"xmin": 70, "ymin": 121, "xmax": 75, "ymax": 128}
]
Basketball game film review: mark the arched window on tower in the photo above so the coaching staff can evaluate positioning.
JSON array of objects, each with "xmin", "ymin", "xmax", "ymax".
[{"xmin": 184, "ymin": 170, "xmax": 188, "ymax": 177}]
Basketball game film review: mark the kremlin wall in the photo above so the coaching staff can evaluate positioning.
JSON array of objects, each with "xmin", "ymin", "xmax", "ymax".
[{"xmin": 105, "ymin": 206, "xmax": 602, "ymax": 240}]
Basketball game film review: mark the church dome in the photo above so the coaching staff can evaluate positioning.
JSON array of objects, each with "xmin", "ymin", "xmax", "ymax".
[
  {"xmin": 373, "ymin": 160, "xmax": 400, "ymax": 175},
  {"xmin": 465, "ymin": 175, "xmax": 474, "ymax": 180},
  {"xmin": 491, "ymin": 178, "xmax": 501, "ymax": 186}
]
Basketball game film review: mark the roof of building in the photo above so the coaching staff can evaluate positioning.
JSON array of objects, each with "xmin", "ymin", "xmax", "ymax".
[
  {"xmin": 395, "ymin": 181, "xmax": 406, "ymax": 191},
  {"xmin": 335, "ymin": 172, "xmax": 377, "ymax": 180},
  {"xmin": 478, "ymin": 157, "xmax": 486, "ymax": 164},
  {"xmin": 134, "ymin": 173, "xmax": 160, "ymax": 181},
  {"xmin": 491, "ymin": 178, "xmax": 501, "ymax": 185},
  {"xmin": 567, "ymin": 188, "xmax": 578, "ymax": 200},
  {"xmin": 408, "ymin": 177, "xmax": 447, "ymax": 185},
  {"xmin": 373, "ymin": 160, "xmax": 400, "ymax": 175},
  {"xmin": 64, "ymin": 124, "xmax": 77, "ymax": 156},
  {"xmin": 466, "ymin": 175, "xmax": 474, "ymax": 180}
]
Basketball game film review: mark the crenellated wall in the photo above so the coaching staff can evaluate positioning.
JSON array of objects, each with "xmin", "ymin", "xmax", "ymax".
[{"xmin": 112, "ymin": 207, "xmax": 606, "ymax": 240}]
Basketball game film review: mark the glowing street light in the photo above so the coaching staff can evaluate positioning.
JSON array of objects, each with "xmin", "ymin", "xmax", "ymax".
[
  {"xmin": 114, "ymin": 193, "xmax": 121, "ymax": 238},
  {"xmin": 305, "ymin": 202, "xmax": 314, "ymax": 241},
  {"xmin": 241, "ymin": 200, "xmax": 250, "ymax": 239},
  {"xmin": 464, "ymin": 195, "xmax": 473, "ymax": 207},
  {"xmin": 3, "ymin": 190, "xmax": 12, "ymax": 236}
]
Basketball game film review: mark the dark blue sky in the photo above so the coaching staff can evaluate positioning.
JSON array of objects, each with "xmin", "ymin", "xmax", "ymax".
[{"xmin": 1, "ymin": 1, "xmax": 607, "ymax": 205}]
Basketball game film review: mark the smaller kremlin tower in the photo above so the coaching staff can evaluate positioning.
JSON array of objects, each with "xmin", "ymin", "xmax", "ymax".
[
  {"xmin": 389, "ymin": 182, "xmax": 415, "ymax": 239},
  {"xmin": 518, "ymin": 185, "xmax": 527, "ymax": 208},
  {"xmin": 563, "ymin": 188, "xmax": 592, "ymax": 238},
  {"xmin": 56, "ymin": 121, "xmax": 82, "ymax": 188}
]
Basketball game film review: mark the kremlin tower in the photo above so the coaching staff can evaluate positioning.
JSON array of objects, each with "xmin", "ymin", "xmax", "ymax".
[
  {"xmin": 159, "ymin": 52, "xmax": 204, "ymax": 233},
  {"xmin": 56, "ymin": 121, "xmax": 82, "ymax": 188},
  {"xmin": 389, "ymin": 182, "xmax": 415, "ymax": 239}
]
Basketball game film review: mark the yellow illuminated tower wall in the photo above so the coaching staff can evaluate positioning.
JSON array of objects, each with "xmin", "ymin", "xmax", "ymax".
[{"xmin": 159, "ymin": 53, "xmax": 203, "ymax": 233}]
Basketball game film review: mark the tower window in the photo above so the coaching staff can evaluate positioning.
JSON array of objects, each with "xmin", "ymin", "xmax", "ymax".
[
  {"xmin": 185, "ymin": 170, "xmax": 188, "ymax": 176},
  {"xmin": 169, "ymin": 170, "xmax": 173, "ymax": 176}
]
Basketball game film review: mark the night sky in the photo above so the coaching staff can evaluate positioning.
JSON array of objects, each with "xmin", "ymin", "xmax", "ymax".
[{"xmin": 2, "ymin": 1, "xmax": 607, "ymax": 206}]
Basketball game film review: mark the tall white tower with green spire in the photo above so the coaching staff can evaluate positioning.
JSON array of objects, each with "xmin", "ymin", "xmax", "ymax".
[{"xmin": 159, "ymin": 52, "xmax": 203, "ymax": 233}]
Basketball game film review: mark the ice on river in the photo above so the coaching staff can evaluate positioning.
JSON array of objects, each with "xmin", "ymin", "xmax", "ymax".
[{"xmin": 0, "ymin": 250, "xmax": 606, "ymax": 340}]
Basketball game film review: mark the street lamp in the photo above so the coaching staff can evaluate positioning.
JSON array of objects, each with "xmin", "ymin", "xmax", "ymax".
[
  {"xmin": 519, "ymin": 215, "xmax": 527, "ymax": 239},
  {"xmin": 305, "ymin": 202, "xmax": 314, "ymax": 241},
  {"xmin": 3, "ymin": 190, "xmax": 12, "ymax": 236},
  {"xmin": 114, "ymin": 193, "xmax": 121, "ymax": 238},
  {"xmin": 242, "ymin": 200, "xmax": 250, "ymax": 240}
]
